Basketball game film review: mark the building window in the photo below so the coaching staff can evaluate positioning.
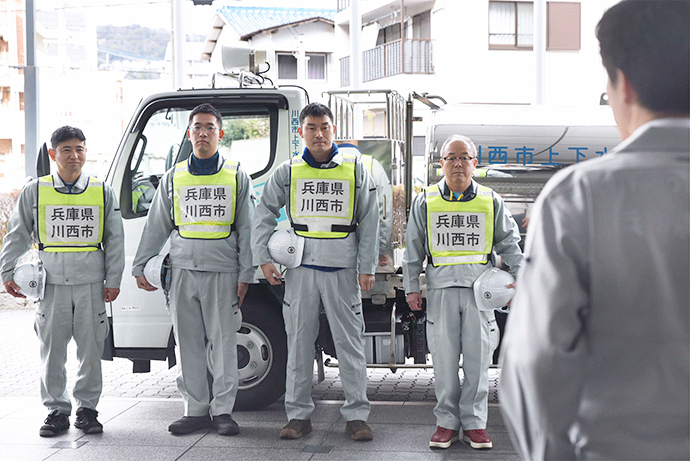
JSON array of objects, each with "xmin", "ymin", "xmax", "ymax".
[
  {"xmin": 277, "ymin": 52, "xmax": 327, "ymax": 80},
  {"xmin": 547, "ymin": 2, "xmax": 581, "ymax": 50},
  {"xmin": 307, "ymin": 53, "xmax": 326, "ymax": 80},
  {"xmin": 18, "ymin": 92, "xmax": 23, "ymax": 111},
  {"xmin": 0, "ymin": 139, "xmax": 12, "ymax": 155},
  {"xmin": 489, "ymin": 1, "xmax": 534, "ymax": 49},
  {"xmin": 1, "ymin": 87, "xmax": 10, "ymax": 109},
  {"xmin": 376, "ymin": 23, "xmax": 402, "ymax": 46},
  {"xmin": 277, "ymin": 53, "xmax": 298, "ymax": 79}
]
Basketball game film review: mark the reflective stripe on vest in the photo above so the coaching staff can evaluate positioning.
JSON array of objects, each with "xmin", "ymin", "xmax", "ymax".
[
  {"xmin": 172, "ymin": 159, "xmax": 237, "ymax": 239},
  {"xmin": 360, "ymin": 154, "xmax": 374, "ymax": 173},
  {"xmin": 425, "ymin": 183, "xmax": 494, "ymax": 266},
  {"xmin": 289, "ymin": 154, "xmax": 357, "ymax": 239},
  {"xmin": 37, "ymin": 175, "xmax": 105, "ymax": 252}
]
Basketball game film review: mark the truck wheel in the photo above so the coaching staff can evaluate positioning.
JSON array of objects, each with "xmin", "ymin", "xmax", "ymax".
[{"xmin": 234, "ymin": 295, "xmax": 287, "ymax": 411}]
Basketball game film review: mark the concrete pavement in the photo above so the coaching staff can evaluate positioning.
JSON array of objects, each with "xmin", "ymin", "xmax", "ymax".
[{"xmin": 0, "ymin": 295, "xmax": 520, "ymax": 460}]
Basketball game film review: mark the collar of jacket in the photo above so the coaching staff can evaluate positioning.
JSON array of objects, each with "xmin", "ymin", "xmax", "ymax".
[
  {"xmin": 302, "ymin": 143, "xmax": 341, "ymax": 168},
  {"xmin": 440, "ymin": 177, "xmax": 477, "ymax": 202},
  {"xmin": 188, "ymin": 151, "xmax": 223, "ymax": 175},
  {"xmin": 52, "ymin": 172, "xmax": 88, "ymax": 193}
]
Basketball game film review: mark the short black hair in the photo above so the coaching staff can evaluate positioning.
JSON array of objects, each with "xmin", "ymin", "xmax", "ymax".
[
  {"xmin": 299, "ymin": 102, "xmax": 334, "ymax": 126},
  {"xmin": 596, "ymin": 0, "xmax": 689, "ymax": 114},
  {"xmin": 50, "ymin": 126, "xmax": 86, "ymax": 150},
  {"xmin": 189, "ymin": 103, "xmax": 223, "ymax": 128}
]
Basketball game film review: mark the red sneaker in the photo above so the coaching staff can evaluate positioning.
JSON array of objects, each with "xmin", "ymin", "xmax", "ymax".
[
  {"xmin": 429, "ymin": 426, "xmax": 459, "ymax": 449},
  {"xmin": 462, "ymin": 429, "xmax": 492, "ymax": 449}
]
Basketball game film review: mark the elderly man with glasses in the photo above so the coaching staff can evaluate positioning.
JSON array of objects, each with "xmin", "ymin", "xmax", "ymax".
[{"xmin": 403, "ymin": 134, "xmax": 523, "ymax": 450}]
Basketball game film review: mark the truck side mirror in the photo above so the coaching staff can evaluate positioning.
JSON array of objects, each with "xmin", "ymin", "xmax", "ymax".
[{"xmin": 36, "ymin": 142, "xmax": 50, "ymax": 178}]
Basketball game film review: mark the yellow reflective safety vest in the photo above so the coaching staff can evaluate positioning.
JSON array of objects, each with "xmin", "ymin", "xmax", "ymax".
[
  {"xmin": 360, "ymin": 154, "xmax": 374, "ymax": 173},
  {"xmin": 425, "ymin": 183, "xmax": 494, "ymax": 266},
  {"xmin": 289, "ymin": 154, "xmax": 357, "ymax": 239},
  {"xmin": 37, "ymin": 175, "xmax": 105, "ymax": 252},
  {"xmin": 172, "ymin": 159, "xmax": 237, "ymax": 239}
]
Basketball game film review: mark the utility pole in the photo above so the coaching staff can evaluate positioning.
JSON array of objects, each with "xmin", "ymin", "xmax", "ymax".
[
  {"xmin": 172, "ymin": 0, "xmax": 185, "ymax": 89},
  {"xmin": 534, "ymin": 0, "xmax": 547, "ymax": 105},
  {"xmin": 24, "ymin": 0, "xmax": 39, "ymax": 178},
  {"xmin": 350, "ymin": 0, "xmax": 361, "ymax": 90}
]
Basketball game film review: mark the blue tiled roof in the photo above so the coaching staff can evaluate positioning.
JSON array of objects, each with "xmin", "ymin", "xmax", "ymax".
[{"xmin": 218, "ymin": 6, "xmax": 336, "ymax": 38}]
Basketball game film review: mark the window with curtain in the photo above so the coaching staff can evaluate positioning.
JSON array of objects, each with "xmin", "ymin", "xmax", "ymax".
[
  {"xmin": 277, "ymin": 53, "xmax": 298, "ymax": 79},
  {"xmin": 489, "ymin": 1, "xmax": 534, "ymax": 49},
  {"xmin": 307, "ymin": 53, "xmax": 326, "ymax": 80},
  {"xmin": 489, "ymin": 1, "xmax": 581, "ymax": 50}
]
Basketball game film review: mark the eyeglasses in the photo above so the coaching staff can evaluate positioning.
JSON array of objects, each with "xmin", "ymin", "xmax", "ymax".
[
  {"xmin": 190, "ymin": 125, "xmax": 218, "ymax": 134},
  {"xmin": 443, "ymin": 155, "xmax": 475, "ymax": 164}
]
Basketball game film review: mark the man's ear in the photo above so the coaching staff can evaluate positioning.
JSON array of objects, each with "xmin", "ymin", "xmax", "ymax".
[
  {"xmin": 218, "ymin": 129, "xmax": 224, "ymax": 141},
  {"xmin": 617, "ymin": 69, "xmax": 638, "ymax": 105},
  {"xmin": 332, "ymin": 124, "xmax": 337, "ymax": 135},
  {"xmin": 48, "ymin": 148, "xmax": 56, "ymax": 161},
  {"xmin": 297, "ymin": 126, "xmax": 304, "ymax": 139}
]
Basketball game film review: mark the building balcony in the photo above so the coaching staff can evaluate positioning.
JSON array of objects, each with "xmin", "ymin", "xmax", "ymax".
[{"xmin": 340, "ymin": 39, "xmax": 433, "ymax": 86}]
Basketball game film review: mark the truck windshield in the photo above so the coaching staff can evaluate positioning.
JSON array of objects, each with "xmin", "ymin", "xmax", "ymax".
[{"xmin": 127, "ymin": 107, "xmax": 271, "ymax": 217}]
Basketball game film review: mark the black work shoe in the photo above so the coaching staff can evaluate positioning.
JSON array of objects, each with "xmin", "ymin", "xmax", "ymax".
[
  {"xmin": 74, "ymin": 407, "xmax": 103, "ymax": 434},
  {"xmin": 39, "ymin": 410, "xmax": 70, "ymax": 437},
  {"xmin": 212, "ymin": 414, "xmax": 239, "ymax": 436},
  {"xmin": 346, "ymin": 420, "xmax": 373, "ymax": 441},
  {"xmin": 168, "ymin": 415, "xmax": 212, "ymax": 435},
  {"xmin": 279, "ymin": 419, "xmax": 312, "ymax": 439}
]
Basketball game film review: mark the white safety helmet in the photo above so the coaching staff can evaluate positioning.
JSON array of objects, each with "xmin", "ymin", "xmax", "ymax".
[
  {"xmin": 267, "ymin": 229, "xmax": 305, "ymax": 269},
  {"xmin": 144, "ymin": 253, "xmax": 171, "ymax": 290},
  {"xmin": 13, "ymin": 260, "xmax": 46, "ymax": 301},
  {"xmin": 473, "ymin": 267, "xmax": 515, "ymax": 313}
]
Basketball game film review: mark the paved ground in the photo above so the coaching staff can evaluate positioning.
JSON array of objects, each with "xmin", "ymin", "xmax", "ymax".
[{"xmin": 0, "ymin": 293, "xmax": 517, "ymax": 460}]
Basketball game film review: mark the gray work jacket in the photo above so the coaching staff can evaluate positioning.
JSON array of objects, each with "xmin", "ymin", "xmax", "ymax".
[
  {"xmin": 0, "ymin": 172, "xmax": 125, "ymax": 288},
  {"xmin": 251, "ymin": 151, "xmax": 379, "ymax": 274},
  {"xmin": 403, "ymin": 178, "xmax": 523, "ymax": 293},
  {"xmin": 499, "ymin": 118, "xmax": 690, "ymax": 460},
  {"xmin": 132, "ymin": 155, "xmax": 256, "ymax": 284}
]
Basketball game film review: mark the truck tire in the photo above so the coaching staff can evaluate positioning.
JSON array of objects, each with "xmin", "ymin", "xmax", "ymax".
[{"xmin": 234, "ymin": 292, "xmax": 287, "ymax": 411}]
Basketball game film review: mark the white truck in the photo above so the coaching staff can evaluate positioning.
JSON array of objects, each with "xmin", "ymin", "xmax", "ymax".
[{"xmin": 58, "ymin": 53, "xmax": 619, "ymax": 410}]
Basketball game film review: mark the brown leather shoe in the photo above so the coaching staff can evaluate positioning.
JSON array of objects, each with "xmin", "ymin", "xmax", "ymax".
[
  {"xmin": 429, "ymin": 426, "xmax": 459, "ymax": 448},
  {"xmin": 345, "ymin": 420, "xmax": 373, "ymax": 441},
  {"xmin": 462, "ymin": 429, "xmax": 493, "ymax": 449},
  {"xmin": 280, "ymin": 419, "xmax": 312, "ymax": 439}
]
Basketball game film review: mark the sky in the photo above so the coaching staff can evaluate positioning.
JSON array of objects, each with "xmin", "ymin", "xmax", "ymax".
[{"xmin": 36, "ymin": 0, "xmax": 338, "ymax": 31}]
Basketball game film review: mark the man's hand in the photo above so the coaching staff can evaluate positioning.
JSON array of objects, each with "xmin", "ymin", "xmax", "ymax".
[
  {"xmin": 104, "ymin": 288, "xmax": 120, "ymax": 303},
  {"xmin": 261, "ymin": 263, "xmax": 282, "ymax": 286},
  {"xmin": 407, "ymin": 292, "xmax": 423, "ymax": 311},
  {"xmin": 3, "ymin": 280, "xmax": 25, "ymax": 298},
  {"xmin": 359, "ymin": 273, "xmax": 375, "ymax": 292},
  {"xmin": 507, "ymin": 282, "xmax": 516, "ymax": 306},
  {"xmin": 136, "ymin": 275, "xmax": 157, "ymax": 292},
  {"xmin": 237, "ymin": 282, "xmax": 248, "ymax": 308},
  {"xmin": 378, "ymin": 254, "xmax": 389, "ymax": 266}
]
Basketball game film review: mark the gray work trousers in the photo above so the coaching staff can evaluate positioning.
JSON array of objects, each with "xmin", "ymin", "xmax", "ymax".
[
  {"xmin": 168, "ymin": 269, "xmax": 242, "ymax": 417},
  {"xmin": 426, "ymin": 287, "xmax": 499, "ymax": 430},
  {"xmin": 283, "ymin": 266, "xmax": 370, "ymax": 422},
  {"xmin": 34, "ymin": 282, "xmax": 108, "ymax": 415}
]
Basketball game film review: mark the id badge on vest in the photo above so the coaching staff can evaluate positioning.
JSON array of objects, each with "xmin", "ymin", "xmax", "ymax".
[
  {"xmin": 295, "ymin": 179, "xmax": 351, "ymax": 219},
  {"xmin": 429, "ymin": 211, "xmax": 486, "ymax": 253},
  {"xmin": 44, "ymin": 205, "xmax": 101, "ymax": 244},
  {"xmin": 178, "ymin": 185, "xmax": 232, "ymax": 223}
]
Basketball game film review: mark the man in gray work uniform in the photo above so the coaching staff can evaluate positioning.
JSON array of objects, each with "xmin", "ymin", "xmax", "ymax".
[
  {"xmin": 1, "ymin": 126, "xmax": 125, "ymax": 437},
  {"xmin": 500, "ymin": 2, "xmax": 690, "ymax": 459},
  {"xmin": 251, "ymin": 102, "xmax": 379, "ymax": 441},
  {"xmin": 133, "ymin": 103, "xmax": 255, "ymax": 436},
  {"xmin": 403, "ymin": 134, "xmax": 523, "ymax": 450}
]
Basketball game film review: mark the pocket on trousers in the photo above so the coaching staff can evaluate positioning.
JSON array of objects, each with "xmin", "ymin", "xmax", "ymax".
[
  {"xmin": 488, "ymin": 316, "xmax": 499, "ymax": 353},
  {"xmin": 95, "ymin": 309, "xmax": 109, "ymax": 344}
]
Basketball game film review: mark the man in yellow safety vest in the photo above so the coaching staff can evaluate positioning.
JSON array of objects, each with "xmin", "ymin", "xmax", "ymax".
[{"xmin": 0, "ymin": 126, "xmax": 125, "ymax": 437}]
